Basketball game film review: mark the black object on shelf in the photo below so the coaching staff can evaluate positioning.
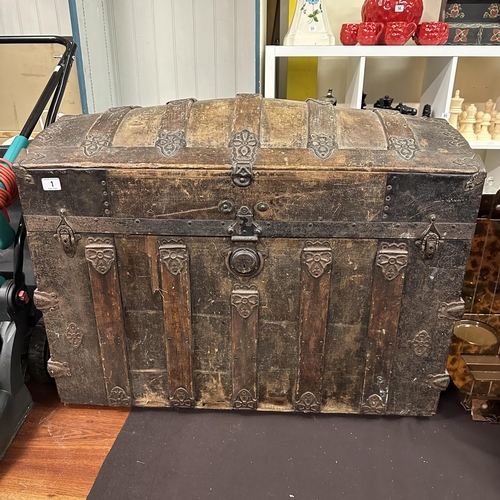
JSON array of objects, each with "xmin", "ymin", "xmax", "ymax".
[
  {"xmin": 422, "ymin": 104, "xmax": 432, "ymax": 118},
  {"xmin": 395, "ymin": 103, "xmax": 417, "ymax": 116},
  {"xmin": 373, "ymin": 95, "xmax": 417, "ymax": 116}
]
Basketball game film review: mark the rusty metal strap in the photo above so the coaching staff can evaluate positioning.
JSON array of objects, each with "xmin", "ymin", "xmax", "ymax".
[{"xmin": 24, "ymin": 215, "xmax": 477, "ymax": 241}]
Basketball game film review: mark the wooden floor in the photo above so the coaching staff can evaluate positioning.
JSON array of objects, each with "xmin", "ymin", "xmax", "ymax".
[{"xmin": 0, "ymin": 382, "xmax": 129, "ymax": 500}]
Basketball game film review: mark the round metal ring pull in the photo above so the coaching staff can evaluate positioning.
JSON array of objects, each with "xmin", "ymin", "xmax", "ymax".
[{"xmin": 229, "ymin": 248, "xmax": 260, "ymax": 276}]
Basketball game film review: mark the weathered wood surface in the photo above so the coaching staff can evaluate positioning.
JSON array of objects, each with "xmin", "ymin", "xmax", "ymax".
[
  {"xmin": 295, "ymin": 241, "xmax": 332, "ymax": 412},
  {"xmin": 15, "ymin": 95, "xmax": 485, "ymax": 415},
  {"xmin": 158, "ymin": 239, "xmax": 195, "ymax": 407},
  {"xmin": 85, "ymin": 236, "xmax": 131, "ymax": 406}
]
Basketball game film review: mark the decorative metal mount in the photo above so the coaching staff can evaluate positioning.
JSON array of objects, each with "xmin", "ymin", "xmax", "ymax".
[
  {"xmin": 361, "ymin": 376, "xmax": 388, "ymax": 414},
  {"xmin": 425, "ymin": 373, "xmax": 450, "ymax": 391},
  {"xmin": 415, "ymin": 216, "xmax": 442, "ymax": 260},
  {"xmin": 109, "ymin": 386, "xmax": 132, "ymax": 406},
  {"xmin": 361, "ymin": 394, "xmax": 386, "ymax": 414},
  {"xmin": 227, "ymin": 206, "xmax": 262, "ymax": 242},
  {"xmin": 85, "ymin": 237, "xmax": 116, "ymax": 274},
  {"xmin": 388, "ymin": 136, "xmax": 419, "ymax": 161},
  {"xmin": 231, "ymin": 284, "xmax": 259, "ymax": 319},
  {"xmin": 159, "ymin": 239, "xmax": 188, "ymax": 276},
  {"xmin": 47, "ymin": 359, "xmax": 71, "ymax": 378},
  {"xmin": 229, "ymin": 129, "xmax": 259, "ymax": 187},
  {"xmin": 233, "ymin": 388, "xmax": 257, "ymax": 410},
  {"xmin": 295, "ymin": 392, "xmax": 321, "ymax": 413},
  {"xmin": 308, "ymin": 134, "xmax": 335, "ymax": 160},
  {"xmin": 33, "ymin": 289, "xmax": 59, "ymax": 312},
  {"xmin": 169, "ymin": 387, "xmax": 195, "ymax": 408},
  {"xmin": 82, "ymin": 133, "xmax": 110, "ymax": 157},
  {"xmin": 376, "ymin": 242, "xmax": 408, "ymax": 281},
  {"xmin": 302, "ymin": 240, "xmax": 333, "ymax": 278},
  {"xmin": 438, "ymin": 299, "xmax": 465, "ymax": 321},
  {"xmin": 65, "ymin": 323, "xmax": 83, "ymax": 349},
  {"xmin": 54, "ymin": 211, "xmax": 81, "ymax": 258},
  {"xmin": 464, "ymin": 168, "xmax": 486, "ymax": 192},
  {"xmin": 410, "ymin": 330, "xmax": 431, "ymax": 357},
  {"xmin": 155, "ymin": 130, "xmax": 186, "ymax": 157}
]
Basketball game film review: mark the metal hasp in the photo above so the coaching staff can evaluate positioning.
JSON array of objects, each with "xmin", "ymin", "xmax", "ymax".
[
  {"xmin": 415, "ymin": 215, "xmax": 442, "ymax": 260},
  {"xmin": 226, "ymin": 206, "xmax": 265, "ymax": 278}
]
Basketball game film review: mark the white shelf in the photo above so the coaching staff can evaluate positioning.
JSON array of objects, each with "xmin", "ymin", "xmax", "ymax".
[
  {"xmin": 269, "ymin": 45, "xmax": 500, "ymax": 58},
  {"xmin": 470, "ymin": 141, "xmax": 500, "ymax": 150},
  {"xmin": 265, "ymin": 45, "xmax": 499, "ymax": 149}
]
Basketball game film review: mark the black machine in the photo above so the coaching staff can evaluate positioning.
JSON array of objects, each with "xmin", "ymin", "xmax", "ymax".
[{"xmin": 0, "ymin": 35, "xmax": 77, "ymax": 460}]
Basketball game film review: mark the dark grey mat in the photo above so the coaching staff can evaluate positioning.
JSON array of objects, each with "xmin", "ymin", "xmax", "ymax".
[{"xmin": 88, "ymin": 387, "xmax": 500, "ymax": 500}]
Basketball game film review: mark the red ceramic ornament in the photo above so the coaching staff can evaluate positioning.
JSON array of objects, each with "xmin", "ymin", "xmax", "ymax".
[
  {"xmin": 413, "ymin": 22, "xmax": 449, "ymax": 45},
  {"xmin": 362, "ymin": 0, "xmax": 424, "ymax": 25},
  {"xmin": 382, "ymin": 21, "xmax": 417, "ymax": 45}
]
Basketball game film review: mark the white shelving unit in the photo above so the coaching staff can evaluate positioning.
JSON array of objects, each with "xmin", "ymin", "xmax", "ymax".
[{"xmin": 264, "ymin": 45, "xmax": 500, "ymax": 190}]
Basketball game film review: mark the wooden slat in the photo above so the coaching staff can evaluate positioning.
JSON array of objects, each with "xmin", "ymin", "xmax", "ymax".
[
  {"xmin": 295, "ymin": 240, "xmax": 332, "ymax": 413},
  {"xmin": 85, "ymin": 236, "xmax": 132, "ymax": 406},
  {"xmin": 158, "ymin": 238, "xmax": 195, "ymax": 407},
  {"xmin": 323, "ymin": 239, "xmax": 377, "ymax": 413},
  {"xmin": 115, "ymin": 235, "xmax": 168, "ymax": 405},
  {"xmin": 231, "ymin": 284, "xmax": 259, "ymax": 409},
  {"xmin": 361, "ymin": 241, "xmax": 408, "ymax": 415}
]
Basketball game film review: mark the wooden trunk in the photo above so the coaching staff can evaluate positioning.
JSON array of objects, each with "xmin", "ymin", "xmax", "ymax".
[{"xmin": 14, "ymin": 95, "xmax": 485, "ymax": 415}]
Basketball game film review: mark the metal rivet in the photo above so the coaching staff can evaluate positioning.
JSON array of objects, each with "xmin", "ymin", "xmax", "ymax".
[
  {"xmin": 308, "ymin": 223, "xmax": 313, "ymax": 228},
  {"xmin": 384, "ymin": 206, "xmax": 390, "ymax": 211},
  {"xmin": 135, "ymin": 219, "xmax": 140, "ymax": 223},
  {"xmin": 218, "ymin": 199, "xmax": 234, "ymax": 214},
  {"xmin": 256, "ymin": 202, "xmax": 269, "ymax": 212},
  {"xmin": 104, "ymin": 209, "xmax": 110, "ymax": 215},
  {"xmin": 101, "ymin": 180, "xmax": 106, "ymax": 185},
  {"xmin": 385, "ymin": 196, "xmax": 391, "ymax": 201},
  {"xmin": 383, "ymin": 214, "xmax": 388, "ymax": 219},
  {"xmin": 187, "ymin": 221, "xmax": 192, "ymax": 225},
  {"xmin": 387, "ymin": 185, "xmax": 392, "ymax": 191},
  {"xmin": 481, "ymin": 403, "xmax": 488, "ymax": 410},
  {"xmin": 352, "ymin": 223, "xmax": 356, "ymax": 227},
  {"xmin": 104, "ymin": 201, "xmax": 110, "ymax": 207},
  {"xmin": 102, "ymin": 191, "xmax": 108, "ymax": 196}
]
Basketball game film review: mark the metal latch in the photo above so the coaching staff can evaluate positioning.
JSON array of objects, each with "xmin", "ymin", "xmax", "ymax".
[{"xmin": 227, "ymin": 206, "xmax": 262, "ymax": 242}]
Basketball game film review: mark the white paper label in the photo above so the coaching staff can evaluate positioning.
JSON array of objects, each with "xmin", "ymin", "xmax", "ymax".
[
  {"xmin": 308, "ymin": 25, "xmax": 317, "ymax": 32},
  {"xmin": 395, "ymin": 4, "xmax": 404, "ymax": 12},
  {"xmin": 442, "ymin": 112, "xmax": 451, "ymax": 119},
  {"xmin": 41, "ymin": 178, "xmax": 61, "ymax": 191}
]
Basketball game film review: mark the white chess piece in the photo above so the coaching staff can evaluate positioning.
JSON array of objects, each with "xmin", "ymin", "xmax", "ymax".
[
  {"xmin": 490, "ymin": 110, "xmax": 498, "ymax": 133},
  {"xmin": 485, "ymin": 99, "xmax": 495, "ymax": 114},
  {"xmin": 492, "ymin": 114, "xmax": 500, "ymax": 141},
  {"xmin": 478, "ymin": 113, "xmax": 492, "ymax": 141},
  {"xmin": 458, "ymin": 110, "xmax": 468, "ymax": 132},
  {"xmin": 448, "ymin": 90, "xmax": 464, "ymax": 130},
  {"xmin": 475, "ymin": 111, "xmax": 484, "ymax": 134},
  {"xmin": 461, "ymin": 104, "xmax": 478, "ymax": 141}
]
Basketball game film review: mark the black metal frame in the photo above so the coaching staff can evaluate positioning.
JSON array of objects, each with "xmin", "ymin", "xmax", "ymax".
[{"xmin": 0, "ymin": 35, "xmax": 77, "ymax": 460}]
